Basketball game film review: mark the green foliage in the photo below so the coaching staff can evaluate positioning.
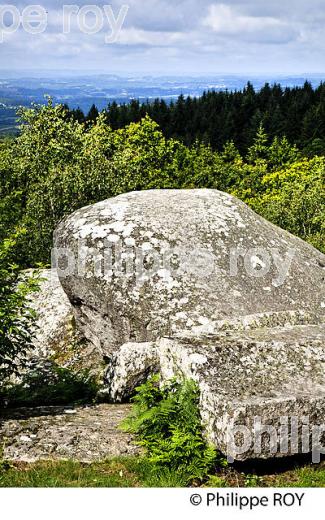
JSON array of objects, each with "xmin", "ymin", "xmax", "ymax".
[
  {"xmin": 1, "ymin": 104, "xmax": 189, "ymax": 264},
  {"xmin": 121, "ymin": 376, "xmax": 221, "ymax": 484},
  {"xmin": 0, "ymin": 99, "xmax": 323, "ymax": 269},
  {"xmin": 234, "ymin": 156, "xmax": 325, "ymax": 253},
  {"xmin": 204, "ymin": 475, "xmax": 228, "ymax": 487},
  {"xmin": 0, "ymin": 230, "xmax": 40, "ymax": 384},
  {"xmin": 12, "ymin": 101, "xmax": 86, "ymax": 264},
  {"xmin": 267, "ymin": 136, "xmax": 301, "ymax": 170},
  {"xmin": 0, "ymin": 138, "xmax": 21, "ymax": 243},
  {"xmin": 247, "ymin": 124, "xmax": 269, "ymax": 164},
  {"xmin": 1, "ymin": 366, "xmax": 99, "ymax": 407}
]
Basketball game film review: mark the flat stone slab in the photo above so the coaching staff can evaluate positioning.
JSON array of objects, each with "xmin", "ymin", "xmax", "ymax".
[
  {"xmin": 0, "ymin": 404, "xmax": 140, "ymax": 463},
  {"xmin": 104, "ymin": 324, "xmax": 325, "ymax": 461}
]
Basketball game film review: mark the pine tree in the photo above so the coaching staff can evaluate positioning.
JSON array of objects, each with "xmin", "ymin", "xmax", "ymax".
[
  {"xmin": 247, "ymin": 124, "xmax": 269, "ymax": 163},
  {"xmin": 87, "ymin": 104, "xmax": 99, "ymax": 124}
]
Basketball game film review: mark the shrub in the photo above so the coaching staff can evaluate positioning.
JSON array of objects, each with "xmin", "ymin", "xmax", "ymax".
[
  {"xmin": 0, "ymin": 230, "xmax": 40, "ymax": 385},
  {"xmin": 2, "ymin": 365, "xmax": 99, "ymax": 407},
  {"xmin": 234, "ymin": 157, "xmax": 325, "ymax": 253}
]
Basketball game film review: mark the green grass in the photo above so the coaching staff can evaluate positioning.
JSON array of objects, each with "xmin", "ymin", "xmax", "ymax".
[
  {"xmin": 2, "ymin": 457, "xmax": 325, "ymax": 488},
  {"xmin": 270, "ymin": 465, "xmax": 325, "ymax": 487},
  {"xmin": 0, "ymin": 459, "xmax": 140, "ymax": 488},
  {"xmin": 205, "ymin": 462, "xmax": 325, "ymax": 488},
  {"xmin": 0, "ymin": 457, "xmax": 201, "ymax": 488}
]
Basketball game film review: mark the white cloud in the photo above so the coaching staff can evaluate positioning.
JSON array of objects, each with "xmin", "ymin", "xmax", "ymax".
[
  {"xmin": 117, "ymin": 27, "xmax": 187, "ymax": 46},
  {"xmin": 203, "ymin": 4, "xmax": 299, "ymax": 43},
  {"xmin": 0, "ymin": 1, "xmax": 325, "ymax": 73}
]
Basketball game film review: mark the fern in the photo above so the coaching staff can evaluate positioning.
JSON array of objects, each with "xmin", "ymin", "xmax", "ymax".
[{"xmin": 121, "ymin": 376, "xmax": 226, "ymax": 483}]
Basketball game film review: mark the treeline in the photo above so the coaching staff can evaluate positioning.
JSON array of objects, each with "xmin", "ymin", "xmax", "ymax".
[
  {"xmin": 70, "ymin": 81, "xmax": 325, "ymax": 156},
  {"xmin": 1, "ymin": 101, "xmax": 324, "ymax": 270}
]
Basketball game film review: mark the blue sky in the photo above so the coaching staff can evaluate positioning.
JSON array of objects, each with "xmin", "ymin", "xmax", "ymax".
[{"xmin": 1, "ymin": 0, "xmax": 325, "ymax": 75}]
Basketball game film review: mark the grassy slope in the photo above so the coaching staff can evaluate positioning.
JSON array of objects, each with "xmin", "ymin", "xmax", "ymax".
[{"xmin": 1, "ymin": 458, "xmax": 325, "ymax": 488}]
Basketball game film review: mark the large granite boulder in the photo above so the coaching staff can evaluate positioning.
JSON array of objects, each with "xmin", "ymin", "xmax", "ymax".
[
  {"xmin": 54, "ymin": 189, "xmax": 325, "ymax": 356},
  {"xmin": 53, "ymin": 189, "xmax": 325, "ymax": 460}
]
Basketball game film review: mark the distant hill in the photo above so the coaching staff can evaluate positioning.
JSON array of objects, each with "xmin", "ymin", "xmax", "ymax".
[
  {"xmin": 1, "ymin": 73, "xmax": 325, "ymax": 137},
  {"xmin": 0, "ymin": 73, "xmax": 324, "ymax": 112}
]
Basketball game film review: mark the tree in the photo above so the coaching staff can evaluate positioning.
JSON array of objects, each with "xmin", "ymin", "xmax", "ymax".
[
  {"xmin": 106, "ymin": 101, "xmax": 120, "ymax": 129},
  {"xmin": 267, "ymin": 136, "xmax": 301, "ymax": 170},
  {"xmin": 87, "ymin": 104, "xmax": 99, "ymax": 124},
  {"xmin": 0, "ymin": 137, "xmax": 21, "ymax": 244},
  {"xmin": 13, "ymin": 99, "xmax": 85, "ymax": 264},
  {"xmin": 247, "ymin": 124, "xmax": 269, "ymax": 164},
  {"xmin": 71, "ymin": 107, "xmax": 86, "ymax": 124}
]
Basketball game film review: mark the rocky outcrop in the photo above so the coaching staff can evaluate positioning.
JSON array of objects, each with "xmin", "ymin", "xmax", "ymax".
[
  {"xmin": 54, "ymin": 189, "xmax": 325, "ymax": 355},
  {"xmin": 52, "ymin": 189, "xmax": 325, "ymax": 460}
]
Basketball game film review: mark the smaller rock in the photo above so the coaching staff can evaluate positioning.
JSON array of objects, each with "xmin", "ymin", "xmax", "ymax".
[
  {"xmin": 1, "ymin": 404, "xmax": 140, "ymax": 462},
  {"xmin": 14, "ymin": 269, "xmax": 106, "ymax": 390}
]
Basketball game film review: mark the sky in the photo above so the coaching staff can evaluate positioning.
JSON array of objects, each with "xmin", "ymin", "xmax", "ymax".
[{"xmin": 1, "ymin": 0, "xmax": 325, "ymax": 75}]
